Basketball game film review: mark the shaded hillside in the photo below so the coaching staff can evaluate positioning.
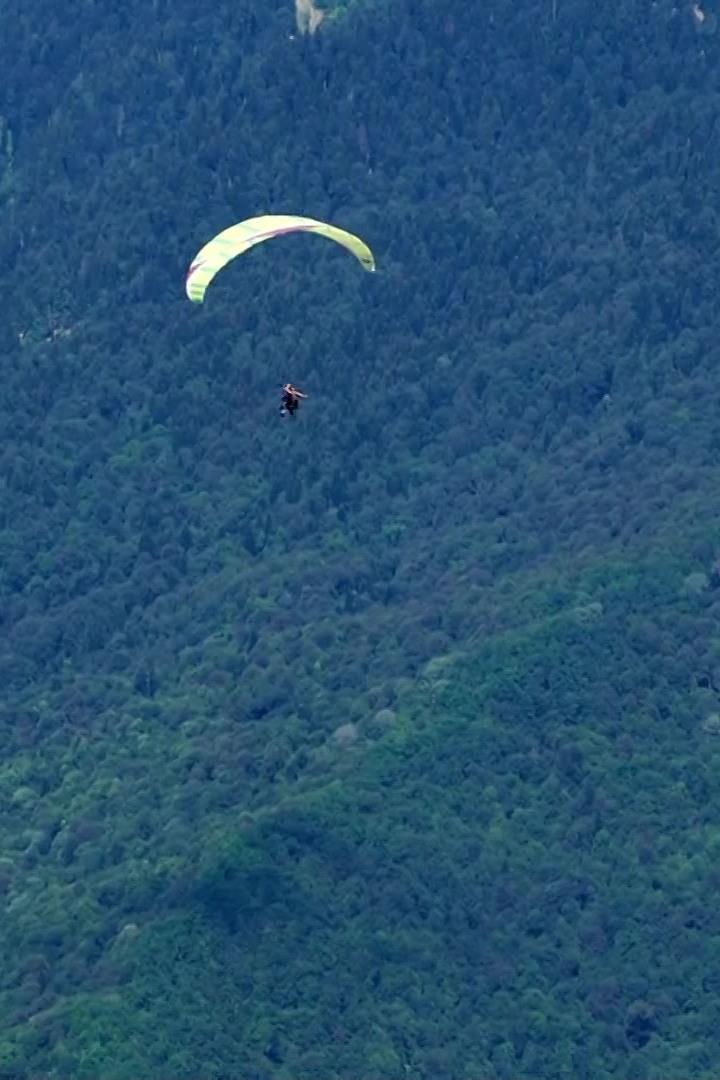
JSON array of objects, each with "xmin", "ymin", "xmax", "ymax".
[
  {"xmin": 1, "ymin": 0, "xmax": 720, "ymax": 1074},
  {"xmin": 2, "ymin": 0, "xmax": 720, "ymax": 729}
]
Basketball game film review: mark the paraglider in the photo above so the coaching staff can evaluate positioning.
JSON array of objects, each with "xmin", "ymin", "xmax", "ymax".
[
  {"xmin": 185, "ymin": 214, "xmax": 376, "ymax": 303},
  {"xmin": 279, "ymin": 382, "xmax": 307, "ymax": 418}
]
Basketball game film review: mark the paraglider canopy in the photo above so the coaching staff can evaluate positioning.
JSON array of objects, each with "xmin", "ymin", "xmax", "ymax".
[{"xmin": 185, "ymin": 214, "xmax": 376, "ymax": 303}]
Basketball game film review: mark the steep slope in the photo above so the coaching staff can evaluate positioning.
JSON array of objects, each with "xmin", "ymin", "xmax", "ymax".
[{"xmin": 1, "ymin": 0, "xmax": 720, "ymax": 1074}]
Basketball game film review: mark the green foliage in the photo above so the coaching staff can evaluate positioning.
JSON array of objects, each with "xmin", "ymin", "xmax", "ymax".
[{"xmin": 2, "ymin": 0, "xmax": 720, "ymax": 1074}]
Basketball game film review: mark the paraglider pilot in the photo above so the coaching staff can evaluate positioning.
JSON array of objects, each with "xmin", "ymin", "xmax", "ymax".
[{"xmin": 280, "ymin": 383, "xmax": 307, "ymax": 418}]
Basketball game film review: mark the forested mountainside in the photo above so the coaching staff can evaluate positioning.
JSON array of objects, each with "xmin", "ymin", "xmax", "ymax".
[{"xmin": 2, "ymin": 0, "xmax": 720, "ymax": 1075}]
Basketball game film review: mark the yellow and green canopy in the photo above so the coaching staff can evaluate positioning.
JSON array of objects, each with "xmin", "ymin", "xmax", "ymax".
[{"xmin": 185, "ymin": 214, "xmax": 376, "ymax": 303}]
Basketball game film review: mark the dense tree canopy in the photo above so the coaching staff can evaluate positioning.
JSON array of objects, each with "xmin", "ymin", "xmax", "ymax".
[{"xmin": 1, "ymin": 0, "xmax": 720, "ymax": 1074}]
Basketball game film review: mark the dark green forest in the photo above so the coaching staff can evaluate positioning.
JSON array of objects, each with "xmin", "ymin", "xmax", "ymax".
[{"xmin": 2, "ymin": 0, "xmax": 720, "ymax": 1075}]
